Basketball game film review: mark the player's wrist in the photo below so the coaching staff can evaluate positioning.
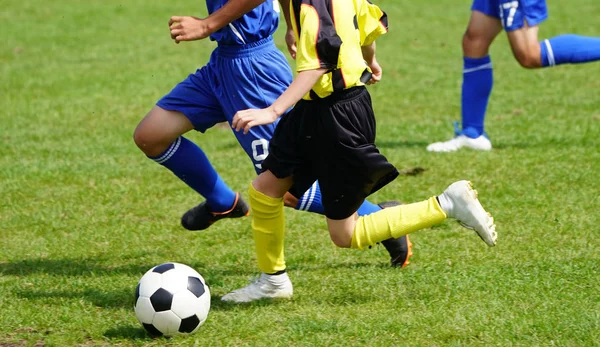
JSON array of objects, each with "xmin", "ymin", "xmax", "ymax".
[
  {"xmin": 201, "ymin": 17, "xmax": 217, "ymax": 36},
  {"xmin": 269, "ymin": 105, "xmax": 283, "ymax": 118}
]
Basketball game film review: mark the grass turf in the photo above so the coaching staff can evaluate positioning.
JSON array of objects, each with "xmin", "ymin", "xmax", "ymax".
[{"xmin": 1, "ymin": 0, "xmax": 599, "ymax": 345}]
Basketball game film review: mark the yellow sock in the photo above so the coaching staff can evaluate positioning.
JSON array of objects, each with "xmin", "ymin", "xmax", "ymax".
[
  {"xmin": 248, "ymin": 184, "xmax": 286, "ymax": 274},
  {"xmin": 351, "ymin": 197, "xmax": 447, "ymax": 250}
]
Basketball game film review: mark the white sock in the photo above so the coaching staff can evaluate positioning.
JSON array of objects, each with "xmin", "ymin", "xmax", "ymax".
[
  {"xmin": 437, "ymin": 193, "xmax": 454, "ymax": 218},
  {"xmin": 262, "ymin": 272, "xmax": 289, "ymax": 285}
]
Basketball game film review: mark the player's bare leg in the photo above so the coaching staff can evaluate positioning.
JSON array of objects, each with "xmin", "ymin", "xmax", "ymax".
[
  {"xmin": 135, "ymin": 106, "xmax": 247, "ymax": 231},
  {"xmin": 427, "ymin": 11, "xmax": 501, "ymax": 152},
  {"xmin": 506, "ymin": 22, "xmax": 543, "ymax": 68},
  {"xmin": 283, "ymin": 191, "xmax": 299, "ymax": 209},
  {"xmin": 429, "ymin": 9, "xmax": 600, "ymax": 153},
  {"xmin": 510, "ymin": 17, "xmax": 600, "ymax": 69},
  {"xmin": 134, "ymin": 106, "xmax": 194, "ymax": 157}
]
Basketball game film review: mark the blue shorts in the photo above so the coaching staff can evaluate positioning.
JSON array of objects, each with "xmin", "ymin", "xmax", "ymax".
[
  {"xmin": 157, "ymin": 36, "xmax": 292, "ymax": 173},
  {"xmin": 471, "ymin": 0, "xmax": 548, "ymax": 31}
]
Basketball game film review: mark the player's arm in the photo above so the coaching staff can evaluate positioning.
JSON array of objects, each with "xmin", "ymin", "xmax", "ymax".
[
  {"xmin": 233, "ymin": 0, "xmax": 335, "ymax": 134},
  {"xmin": 361, "ymin": 42, "xmax": 382, "ymax": 85},
  {"xmin": 169, "ymin": 0, "xmax": 265, "ymax": 43},
  {"xmin": 357, "ymin": 0, "xmax": 388, "ymax": 84},
  {"xmin": 232, "ymin": 68, "xmax": 327, "ymax": 134},
  {"xmin": 279, "ymin": 0, "xmax": 297, "ymax": 58}
]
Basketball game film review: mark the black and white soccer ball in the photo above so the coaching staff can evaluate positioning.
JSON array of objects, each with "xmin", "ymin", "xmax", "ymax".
[{"xmin": 134, "ymin": 262, "xmax": 211, "ymax": 336}]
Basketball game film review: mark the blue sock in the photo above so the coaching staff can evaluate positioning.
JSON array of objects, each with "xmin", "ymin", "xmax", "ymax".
[
  {"xmin": 540, "ymin": 35, "xmax": 600, "ymax": 67},
  {"xmin": 295, "ymin": 182, "xmax": 325, "ymax": 214},
  {"xmin": 295, "ymin": 181, "xmax": 381, "ymax": 216},
  {"xmin": 461, "ymin": 56, "xmax": 493, "ymax": 137},
  {"xmin": 356, "ymin": 201, "xmax": 381, "ymax": 216},
  {"xmin": 149, "ymin": 137, "xmax": 236, "ymax": 212}
]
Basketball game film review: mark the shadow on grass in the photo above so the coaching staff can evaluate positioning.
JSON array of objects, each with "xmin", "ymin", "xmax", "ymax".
[
  {"xmin": 101, "ymin": 299, "xmax": 288, "ymax": 341},
  {"xmin": 3, "ymin": 256, "xmax": 253, "ymax": 309},
  {"xmin": 3, "ymin": 256, "xmax": 393, "ymax": 311},
  {"xmin": 103, "ymin": 325, "xmax": 157, "ymax": 341},
  {"xmin": 0, "ymin": 258, "xmax": 151, "ymax": 277},
  {"xmin": 209, "ymin": 293, "xmax": 294, "ymax": 311},
  {"xmin": 487, "ymin": 137, "xmax": 597, "ymax": 150},
  {"xmin": 0, "ymin": 257, "xmax": 244, "ymax": 278},
  {"xmin": 16, "ymin": 287, "xmax": 136, "ymax": 308}
]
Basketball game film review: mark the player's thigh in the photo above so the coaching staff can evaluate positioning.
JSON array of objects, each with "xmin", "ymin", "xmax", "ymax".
[
  {"xmin": 506, "ymin": 23, "xmax": 542, "ymax": 68},
  {"xmin": 252, "ymin": 170, "xmax": 293, "ymax": 199},
  {"xmin": 463, "ymin": 10, "xmax": 503, "ymax": 57},
  {"xmin": 500, "ymin": 0, "xmax": 546, "ymax": 67}
]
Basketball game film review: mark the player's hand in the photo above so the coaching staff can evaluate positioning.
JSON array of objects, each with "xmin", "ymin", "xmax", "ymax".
[
  {"xmin": 366, "ymin": 59, "xmax": 382, "ymax": 85},
  {"xmin": 169, "ymin": 16, "xmax": 212, "ymax": 43},
  {"xmin": 285, "ymin": 28, "xmax": 297, "ymax": 59},
  {"xmin": 232, "ymin": 107, "xmax": 279, "ymax": 134}
]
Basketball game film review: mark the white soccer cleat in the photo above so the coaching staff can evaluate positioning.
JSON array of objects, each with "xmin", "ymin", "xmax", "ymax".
[
  {"xmin": 221, "ymin": 272, "xmax": 293, "ymax": 303},
  {"xmin": 440, "ymin": 180, "xmax": 497, "ymax": 246},
  {"xmin": 426, "ymin": 135, "xmax": 492, "ymax": 152}
]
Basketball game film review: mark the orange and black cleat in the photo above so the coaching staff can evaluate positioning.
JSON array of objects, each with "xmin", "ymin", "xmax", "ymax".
[
  {"xmin": 181, "ymin": 192, "xmax": 250, "ymax": 231},
  {"xmin": 383, "ymin": 235, "xmax": 413, "ymax": 268},
  {"xmin": 378, "ymin": 201, "xmax": 414, "ymax": 268}
]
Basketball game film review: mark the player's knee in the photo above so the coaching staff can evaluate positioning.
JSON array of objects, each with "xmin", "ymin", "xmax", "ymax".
[
  {"xmin": 462, "ymin": 30, "xmax": 492, "ymax": 57},
  {"xmin": 328, "ymin": 229, "xmax": 352, "ymax": 248},
  {"xmin": 133, "ymin": 122, "xmax": 166, "ymax": 156},
  {"xmin": 133, "ymin": 123, "xmax": 150, "ymax": 152},
  {"xmin": 514, "ymin": 52, "xmax": 542, "ymax": 69},
  {"xmin": 330, "ymin": 235, "xmax": 352, "ymax": 248}
]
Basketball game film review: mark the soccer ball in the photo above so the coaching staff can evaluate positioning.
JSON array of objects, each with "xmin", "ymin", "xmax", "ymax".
[{"xmin": 134, "ymin": 262, "xmax": 211, "ymax": 336}]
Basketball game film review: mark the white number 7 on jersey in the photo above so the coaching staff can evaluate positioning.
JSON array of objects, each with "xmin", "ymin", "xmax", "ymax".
[{"xmin": 500, "ymin": 1, "xmax": 519, "ymax": 28}]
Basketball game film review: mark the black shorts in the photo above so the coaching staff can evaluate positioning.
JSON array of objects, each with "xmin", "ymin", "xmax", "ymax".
[{"xmin": 263, "ymin": 87, "xmax": 398, "ymax": 219}]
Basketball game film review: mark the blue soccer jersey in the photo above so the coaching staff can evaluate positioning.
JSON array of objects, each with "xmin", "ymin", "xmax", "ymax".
[
  {"xmin": 471, "ymin": 0, "xmax": 548, "ymax": 31},
  {"xmin": 207, "ymin": 0, "xmax": 280, "ymax": 45}
]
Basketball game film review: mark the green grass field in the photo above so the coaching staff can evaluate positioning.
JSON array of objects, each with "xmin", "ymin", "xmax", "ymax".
[{"xmin": 2, "ymin": 0, "xmax": 599, "ymax": 346}]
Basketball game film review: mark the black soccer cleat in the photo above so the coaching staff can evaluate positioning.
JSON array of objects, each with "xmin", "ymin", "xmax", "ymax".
[
  {"xmin": 382, "ymin": 235, "xmax": 413, "ymax": 268},
  {"xmin": 181, "ymin": 192, "xmax": 250, "ymax": 231},
  {"xmin": 378, "ymin": 201, "xmax": 414, "ymax": 268}
]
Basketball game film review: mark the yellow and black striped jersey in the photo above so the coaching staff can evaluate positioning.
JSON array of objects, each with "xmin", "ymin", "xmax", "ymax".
[{"xmin": 289, "ymin": 0, "xmax": 388, "ymax": 100}]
